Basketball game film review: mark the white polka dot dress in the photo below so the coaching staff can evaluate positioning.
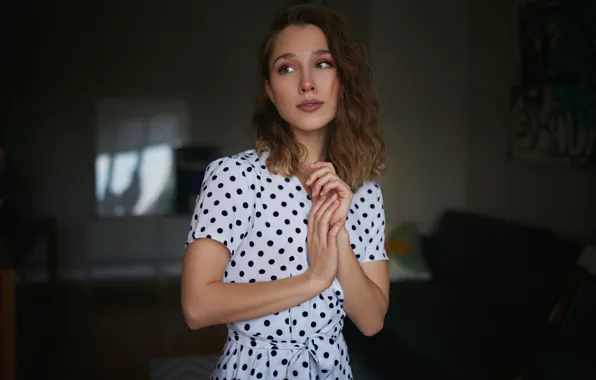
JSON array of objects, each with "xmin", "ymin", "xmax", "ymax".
[{"xmin": 186, "ymin": 149, "xmax": 388, "ymax": 380}]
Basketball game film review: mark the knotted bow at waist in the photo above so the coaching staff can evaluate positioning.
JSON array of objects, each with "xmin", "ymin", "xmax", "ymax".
[{"xmin": 229, "ymin": 327, "xmax": 341, "ymax": 379}]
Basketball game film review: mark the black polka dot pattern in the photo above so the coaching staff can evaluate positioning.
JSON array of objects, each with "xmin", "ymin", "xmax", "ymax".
[
  {"xmin": 186, "ymin": 149, "xmax": 387, "ymax": 380},
  {"xmin": 186, "ymin": 153, "xmax": 256, "ymax": 256},
  {"xmin": 345, "ymin": 182, "xmax": 389, "ymax": 264}
]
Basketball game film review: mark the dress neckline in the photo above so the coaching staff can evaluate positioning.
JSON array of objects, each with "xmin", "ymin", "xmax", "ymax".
[{"xmin": 256, "ymin": 148, "xmax": 313, "ymax": 204}]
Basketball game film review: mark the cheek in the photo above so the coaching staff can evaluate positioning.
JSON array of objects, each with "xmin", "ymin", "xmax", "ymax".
[
  {"xmin": 316, "ymin": 71, "xmax": 339, "ymax": 97},
  {"xmin": 270, "ymin": 80, "xmax": 295, "ymax": 104},
  {"xmin": 331, "ymin": 77, "xmax": 340, "ymax": 97},
  {"xmin": 325, "ymin": 76, "xmax": 340, "ymax": 106}
]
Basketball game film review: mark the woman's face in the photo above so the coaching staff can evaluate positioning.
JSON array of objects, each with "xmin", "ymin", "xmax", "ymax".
[{"xmin": 265, "ymin": 24, "xmax": 339, "ymax": 135}]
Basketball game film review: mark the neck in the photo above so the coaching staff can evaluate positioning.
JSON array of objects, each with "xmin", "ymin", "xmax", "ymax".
[{"xmin": 291, "ymin": 126, "xmax": 329, "ymax": 171}]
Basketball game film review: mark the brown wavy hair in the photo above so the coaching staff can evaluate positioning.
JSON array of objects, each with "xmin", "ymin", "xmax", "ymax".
[{"xmin": 252, "ymin": 3, "xmax": 386, "ymax": 190}]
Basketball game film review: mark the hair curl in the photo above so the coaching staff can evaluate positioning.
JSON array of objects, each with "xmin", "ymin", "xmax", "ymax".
[{"xmin": 252, "ymin": 3, "xmax": 386, "ymax": 190}]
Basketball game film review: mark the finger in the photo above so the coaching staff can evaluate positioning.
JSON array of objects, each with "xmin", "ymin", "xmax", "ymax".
[
  {"xmin": 330, "ymin": 218, "xmax": 345, "ymax": 234},
  {"xmin": 314, "ymin": 194, "xmax": 338, "ymax": 241},
  {"xmin": 327, "ymin": 219, "xmax": 345, "ymax": 253},
  {"xmin": 311, "ymin": 172, "xmax": 337, "ymax": 197},
  {"xmin": 313, "ymin": 191, "xmax": 328, "ymax": 204},
  {"xmin": 318, "ymin": 196, "xmax": 340, "ymax": 241},
  {"xmin": 307, "ymin": 208, "xmax": 314, "ymax": 242},
  {"xmin": 314, "ymin": 192, "xmax": 337, "ymax": 223},
  {"xmin": 305, "ymin": 167, "xmax": 333, "ymax": 189},
  {"xmin": 318, "ymin": 178, "xmax": 347, "ymax": 198},
  {"xmin": 311, "ymin": 194, "xmax": 327, "ymax": 214},
  {"xmin": 308, "ymin": 195, "xmax": 326, "ymax": 238},
  {"xmin": 310, "ymin": 161, "xmax": 336, "ymax": 173},
  {"xmin": 309, "ymin": 193, "xmax": 327, "ymax": 216}
]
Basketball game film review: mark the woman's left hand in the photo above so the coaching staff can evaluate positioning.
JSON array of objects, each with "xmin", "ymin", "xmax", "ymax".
[{"xmin": 306, "ymin": 162, "xmax": 353, "ymax": 228}]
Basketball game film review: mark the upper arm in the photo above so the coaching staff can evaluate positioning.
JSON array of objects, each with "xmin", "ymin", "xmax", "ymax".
[
  {"xmin": 355, "ymin": 182, "xmax": 390, "ymax": 300},
  {"xmin": 361, "ymin": 260, "xmax": 389, "ymax": 302},
  {"xmin": 181, "ymin": 156, "xmax": 256, "ymax": 318},
  {"xmin": 181, "ymin": 238, "xmax": 229, "ymax": 305}
]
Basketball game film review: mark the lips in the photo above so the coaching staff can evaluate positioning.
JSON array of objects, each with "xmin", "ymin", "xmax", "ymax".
[{"xmin": 296, "ymin": 99, "xmax": 324, "ymax": 112}]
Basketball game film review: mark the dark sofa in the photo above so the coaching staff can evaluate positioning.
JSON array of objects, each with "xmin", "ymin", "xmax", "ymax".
[{"xmin": 344, "ymin": 209, "xmax": 586, "ymax": 380}]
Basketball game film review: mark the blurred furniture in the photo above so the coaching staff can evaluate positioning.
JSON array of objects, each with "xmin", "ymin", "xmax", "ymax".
[
  {"xmin": 0, "ymin": 240, "xmax": 16, "ymax": 380},
  {"xmin": 0, "ymin": 217, "xmax": 58, "ymax": 380},
  {"xmin": 343, "ymin": 209, "xmax": 588, "ymax": 380},
  {"xmin": 174, "ymin": 145, "xmax": 221, "ymax": 214}
]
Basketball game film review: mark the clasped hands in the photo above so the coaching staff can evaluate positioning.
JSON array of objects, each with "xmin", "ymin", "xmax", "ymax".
[
  {"xmin": 304, "ymin": 161, "xmax": 353, "ymax": 288},
  {"xmin": 305, "ymin": 161, "xmax": 352, "ymax": 228}
]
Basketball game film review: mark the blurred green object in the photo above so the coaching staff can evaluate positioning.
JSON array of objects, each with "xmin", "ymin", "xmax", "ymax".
[{"xmin": 386, "ymin": 222, "xmax": 430, "ymax": 274}]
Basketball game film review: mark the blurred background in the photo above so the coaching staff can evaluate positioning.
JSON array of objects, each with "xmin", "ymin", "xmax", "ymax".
[{"xmin": 0, "ymin": 0, "xmax": 594, "ymax": 379}]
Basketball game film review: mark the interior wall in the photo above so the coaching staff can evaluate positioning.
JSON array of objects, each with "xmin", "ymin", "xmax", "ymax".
[
  {"xmin": 369, "ymin": 0, "xmax": 471, "ymax": 230},
  {"xmin": 9, "ymin": 0, "xmax": 283, "ymax": 280},
  {"xmin": 8, "ymin": 0, "xmax": 593, "ymax": 281},
  {"xmin": 466, "ymin": 0, "xmax": 596, "ymax": 244}
]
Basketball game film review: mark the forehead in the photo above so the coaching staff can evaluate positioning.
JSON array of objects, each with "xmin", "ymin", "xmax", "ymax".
[{"xmin": 271, "ymin": 24, "xmax": 329, "ymax": 57}]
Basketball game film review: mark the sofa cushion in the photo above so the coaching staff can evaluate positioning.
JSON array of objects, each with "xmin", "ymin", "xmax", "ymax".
[
  {"xmin": 428, "ymin": 210, "xmax": 581, "ymax": 318},
  {"xmin": 383, "ymin": 279, "xmax": 542, "ymax": 379},
  {"xmin": 343, "ymin": 316, "xmax": 437, "ymax": 380}
]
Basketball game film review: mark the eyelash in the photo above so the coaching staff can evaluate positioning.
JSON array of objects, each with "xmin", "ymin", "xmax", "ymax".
[{"xmin": 277, "ymin": 60, "xmax": 334, "ymax": 74}]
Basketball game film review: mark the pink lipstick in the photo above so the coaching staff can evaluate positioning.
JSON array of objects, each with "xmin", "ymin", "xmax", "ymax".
[{"xmin": 296, "ymin": 99, "xmax": 324, "ymax": 112}]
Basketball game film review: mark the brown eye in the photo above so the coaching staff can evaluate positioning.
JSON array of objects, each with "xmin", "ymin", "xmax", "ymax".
[
  {"xmin": 278, "ymin": 65, "xmax": 295, "ymax": 74},
  {"xmin": 316, "ymin": 60, "xmax": 333, "ymax": 69}
]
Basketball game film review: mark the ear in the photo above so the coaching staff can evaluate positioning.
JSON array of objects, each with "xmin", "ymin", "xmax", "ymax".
[{"xmin": 265, "ymin": 80, "xmax": 275, "ymax": 105}]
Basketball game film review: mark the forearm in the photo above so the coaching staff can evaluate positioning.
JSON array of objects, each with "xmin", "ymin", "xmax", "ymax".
[
  {"xmin": 183, "ymin": 272, "xmax": 325, "ymax": 330},
  {"xmin": 336, "ymin": 227, "xmax": 388, "ymax": 336}
]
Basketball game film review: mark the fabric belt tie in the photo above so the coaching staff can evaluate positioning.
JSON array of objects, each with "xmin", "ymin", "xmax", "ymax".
[{"xmin": 228, "ymin": 326, "xmax": 340, "ymax": 379}]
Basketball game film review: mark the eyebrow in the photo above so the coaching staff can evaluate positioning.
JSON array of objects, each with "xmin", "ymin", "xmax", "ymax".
[{"xmin": 271, "ymin": 49, "xmax": 331, "ymax": 66}]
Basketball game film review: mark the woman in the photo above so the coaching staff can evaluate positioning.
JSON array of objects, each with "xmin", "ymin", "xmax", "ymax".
[{"xmin": 181, "ymin": 4, "xmax": 389, "ymax": 379}]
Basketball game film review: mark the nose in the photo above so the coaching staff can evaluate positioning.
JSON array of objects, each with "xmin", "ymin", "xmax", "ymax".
[{"xmin": 300, "ymin": 77, "xmax": 316, "ymax": 94}]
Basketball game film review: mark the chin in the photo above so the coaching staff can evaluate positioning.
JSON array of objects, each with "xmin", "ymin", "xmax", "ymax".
[
  {"xmin": 289, "ymin": 115, "xmax": 335, "ymax": 133},
  {"xmin": 293, "ymin": 123, "xmax": 329, "ymax": 133}
]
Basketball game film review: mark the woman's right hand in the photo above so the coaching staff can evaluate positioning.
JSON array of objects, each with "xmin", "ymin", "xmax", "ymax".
[{"xmin": 305, "ymin": 192, "xmax": 344, "ymax": 290}]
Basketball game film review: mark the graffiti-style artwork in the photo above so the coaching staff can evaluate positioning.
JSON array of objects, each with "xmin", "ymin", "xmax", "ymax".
[{"xmin": 510, "ymin": 0, "xmax": 596, "ymax": 165}]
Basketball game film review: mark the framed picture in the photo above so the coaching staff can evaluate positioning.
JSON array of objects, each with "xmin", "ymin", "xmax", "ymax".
[{"xmin": 509, "ymin": 0, "xmax": 596, "ymax": 165}]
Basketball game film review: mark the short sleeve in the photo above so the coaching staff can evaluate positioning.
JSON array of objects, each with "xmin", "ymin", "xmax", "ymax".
[
  {"xmin": 351, "ymin": 182, "xmax": 388, "ymax": 264},
  {"xmin": 186, "ymin": 156, "xmax": 256, "ymax": 256}
]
